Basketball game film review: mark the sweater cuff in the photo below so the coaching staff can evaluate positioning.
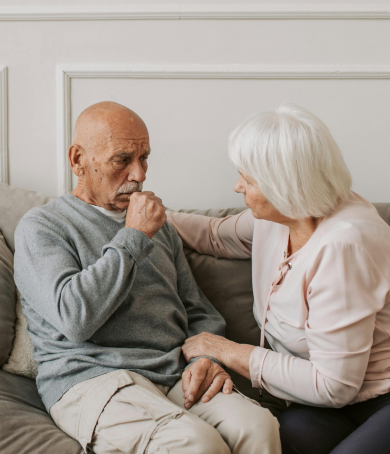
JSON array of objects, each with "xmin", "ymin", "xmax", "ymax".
[
  {"xmin": 184, "ymin": 356, "xmax": 225, "ymax": 371},
  {"xmin": 249, "ymin": 346, "xmax": 270, "ymax": 389},
  {"xmin": 108, "ymin": 228, "xmax": 154, "ymax": 264}
]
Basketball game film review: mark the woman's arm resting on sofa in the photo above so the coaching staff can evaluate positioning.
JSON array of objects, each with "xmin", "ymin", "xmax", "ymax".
[{"xmin": 166, "ymin": 209, "xmax": 254, "ymax": 259}]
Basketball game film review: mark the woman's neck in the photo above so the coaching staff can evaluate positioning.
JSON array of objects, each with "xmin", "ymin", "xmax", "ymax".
[{"xmin": 284, "ymin": 217, "xmax": 324, "ymax": 257}]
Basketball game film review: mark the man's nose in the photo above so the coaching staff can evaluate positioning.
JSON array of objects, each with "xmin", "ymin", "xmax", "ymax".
[{"xmin": 128, "ymin": 161, "xmax": 146, "ymax": 183}]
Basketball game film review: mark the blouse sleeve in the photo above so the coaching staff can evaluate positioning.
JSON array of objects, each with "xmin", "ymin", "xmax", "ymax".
[
  {"xmin": 249, "ymin": 241, "xmax": 390, "ymax": 407},
  {"xmin": 166, "ymin": 209, "xmax": 254, "ymax": 259}
]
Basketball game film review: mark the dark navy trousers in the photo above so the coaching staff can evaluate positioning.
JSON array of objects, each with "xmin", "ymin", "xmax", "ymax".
[{"xmin": 277, "ymin": 392, "xmax": 390, "ymax": 454}]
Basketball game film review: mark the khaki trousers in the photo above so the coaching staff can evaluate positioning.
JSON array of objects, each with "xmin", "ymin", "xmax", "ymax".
[{"xmin": 50, "ymin": 369, "xmax": 281, "ymax": 454}]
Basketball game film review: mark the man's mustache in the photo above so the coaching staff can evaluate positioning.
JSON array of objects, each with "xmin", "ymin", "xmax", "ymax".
[{"xmin": 117, "ymin": 182, "xmax": 143, "ymax": 195}]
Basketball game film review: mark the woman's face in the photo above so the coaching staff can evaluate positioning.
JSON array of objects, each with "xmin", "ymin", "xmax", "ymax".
[{"xmin": 234, "ymin": 169, "xmax": 286, "ymax": 222}]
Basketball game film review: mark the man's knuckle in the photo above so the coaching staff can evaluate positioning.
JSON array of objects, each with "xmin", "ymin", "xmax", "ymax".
[
  {"xmin": 199, "ymin": 382, "xmax": 209, "ymax": 392},
  {"xmin": 198, "ymin": 357, "xmax": 210, "ymax": 365}
]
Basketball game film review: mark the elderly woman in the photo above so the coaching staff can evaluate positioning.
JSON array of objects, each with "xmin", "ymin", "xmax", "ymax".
[{"xmin": 167, "ymin": 104, "xmax": 390, "ymax": 454}]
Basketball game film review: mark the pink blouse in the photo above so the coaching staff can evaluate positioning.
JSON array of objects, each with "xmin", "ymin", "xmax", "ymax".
[{"xmin": 167, "ymin": 192, "xmax": 390, "ymax": 407}]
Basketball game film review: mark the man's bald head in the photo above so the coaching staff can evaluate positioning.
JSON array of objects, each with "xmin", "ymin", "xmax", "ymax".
[
  {"xmin": 69, "ymin": 101, "xmax": 151, "ymax": 211},
  {"xmin": 72, "ymin": 101, "xmax": 148, "ymax": 151}
]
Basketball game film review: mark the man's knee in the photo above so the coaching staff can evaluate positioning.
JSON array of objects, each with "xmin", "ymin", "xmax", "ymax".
[
  {"xmin": 187, "ymin": 418, "xmax": 230, "ymax": 454},
  {"xmin": 151, "ymin": 411, "xmax": 230, "ymax": 454},
  {"xmin": 228, "ymin": 399, "xmax": 279, "ymax": 440},
  {"xmin": 210, "ymin": 393, "xmax": 281, "ymax": 453}
]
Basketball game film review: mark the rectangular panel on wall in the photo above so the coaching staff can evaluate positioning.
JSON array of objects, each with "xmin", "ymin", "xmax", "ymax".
[
  {"xmin": 60, "ymin": 66, "xmax": 390, "ymax": 210},
  {"xmin": 0, "ymin": 66, "xmax": 8, "ymax": 185}
]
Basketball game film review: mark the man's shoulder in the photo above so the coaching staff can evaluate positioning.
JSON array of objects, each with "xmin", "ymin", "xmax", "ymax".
[
  {"xmin": 150, "ymin": 220, "xmax": 183, "ymax": 255},
  {"xmin": 159, "ymin": 219, "xmax": 181, "ymax": 242},
  {"xmin": 16, "ymin": 195, "xmax": 73, "ymax": 235}
]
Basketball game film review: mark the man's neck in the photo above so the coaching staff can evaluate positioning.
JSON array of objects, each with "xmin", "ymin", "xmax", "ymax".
[{"xmin": 71, "ymin": 182, "xmax": 123, "ymax": 212}]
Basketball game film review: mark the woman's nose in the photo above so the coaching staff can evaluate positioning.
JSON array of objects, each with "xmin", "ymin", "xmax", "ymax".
[{"xmin": 234, "ymin": 180, "xmax": 244, "ymax": 194}]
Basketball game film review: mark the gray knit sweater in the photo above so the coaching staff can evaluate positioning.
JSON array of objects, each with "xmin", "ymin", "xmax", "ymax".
[{"xmin": 14, "ymin": 194, "xmax": 225, "ymax": 411}]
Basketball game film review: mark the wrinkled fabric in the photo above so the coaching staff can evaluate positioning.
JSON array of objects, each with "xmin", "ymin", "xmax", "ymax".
[{"xmin": 51, "ymin": 369, "xmax": 281, "ymax": 454}]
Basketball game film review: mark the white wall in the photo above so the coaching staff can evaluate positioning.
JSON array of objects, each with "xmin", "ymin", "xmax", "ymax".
[{"xmin": 1, "ymin": 1, "xmax": 390, "ymax": 209}]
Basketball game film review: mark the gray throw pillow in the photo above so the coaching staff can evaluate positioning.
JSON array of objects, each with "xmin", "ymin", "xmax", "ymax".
[{"xmin": 0, "ymin": 232, "xmax": 16, "ymax": 367}]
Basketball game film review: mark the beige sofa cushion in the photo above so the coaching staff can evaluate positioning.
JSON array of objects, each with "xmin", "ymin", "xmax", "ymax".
[
  {"xmin": 0, "ymin": 232, "xmax": 16, "ymax": 367},
  {"xmin": 373, "ymin": 203, "xmax": 390, "ymax": 226},
  {"xmin": 0, "ymin": 183, "xmax": 55, "ymax": 253},
  {"xmin": 2, "ymin": 289, "xmax": 38, "ymax": 380},
  {"xmin": 179, "ymin": 206, "xmax": 257, "ymax": 341},
  {"xmin": 0, "ymin": 370, "xmax": 83, "ymax": 454}
]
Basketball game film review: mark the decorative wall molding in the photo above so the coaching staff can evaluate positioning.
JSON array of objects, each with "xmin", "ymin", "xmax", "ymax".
[
  {"xmin": 57, "ymin": 64, "xmax": 390, "ymax": 195},
  {"xmin": 0, "ymin": 66, "xmax": 9, "ymax": 185},
  {"xmin": 1, "ymin": 4, "xmax": 390, "ymax": 21}
]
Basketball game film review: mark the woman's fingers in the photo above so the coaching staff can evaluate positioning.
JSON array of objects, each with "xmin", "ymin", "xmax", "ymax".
[
  {"xmin": 183, "ymin": 332, "xmax": 232, "ymax": 366},
  {"xmin": 181, "ymin": 343, "xmax": 193, "ymax": 361},
  {"xmin": 182, "ymin": 338, "xmax": 203, "ymax": 361},
  {"xmin": 182, "ymin": 333, "xmax": 217, "ymax": 360}
]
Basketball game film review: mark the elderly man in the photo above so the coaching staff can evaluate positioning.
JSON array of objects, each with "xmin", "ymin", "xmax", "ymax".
[{"xmin": 14, "ymin": 101, "xmax": 280, "ymax": 454}]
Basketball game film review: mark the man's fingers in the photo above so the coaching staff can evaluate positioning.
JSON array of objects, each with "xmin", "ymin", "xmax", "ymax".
[
  {"xmin": 222, "ymin": 378, "xmax": 234, "ymax": 394},
  {"xmin": 182, "ymin": 369, "xmax": 191, "ymax": 394},
  {"xmin": 186, "ymin": 374, "xmax": 206, "ymax": 403},
  {"xmin": 201, "ymin": 375, "xmax": 225, "ymax": 403},
  {"xmin": 185, "ymin": 376, "xmax": 211, "ymax": 409},
  {"xmin": 149, "ymin": 196, "xmax": 163, "ymax": 205},
  {"xmin": 182, "ymin": 360, "xmax": 233, "ymax": 410}
]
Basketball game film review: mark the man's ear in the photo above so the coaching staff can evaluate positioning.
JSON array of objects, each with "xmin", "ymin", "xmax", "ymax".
[{"xmin": 69, "ymin": 144, "xmax": 86, "ymax": 177}]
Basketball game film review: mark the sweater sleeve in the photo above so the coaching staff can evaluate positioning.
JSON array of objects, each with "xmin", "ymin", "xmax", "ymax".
[
  {"xmin": 167, "ymin": 223, "xmax": 226, "ymax": 338},
  {"xmin": 166, "ymin": 209, "xmax": 254, "ymax": 259},
  {"xmin": 249, "ymin": 241, "xmax": 389, "ymax": 408},
  {"xmin": 14, "ymin": 216, "xmax": 154, "ymax": 343}
]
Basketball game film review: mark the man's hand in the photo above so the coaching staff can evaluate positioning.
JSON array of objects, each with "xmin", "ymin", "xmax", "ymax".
[
  {"xmin": 182, "ymin": 358, "xmax": 233, "ymax": 410},
  {"xmin": 126, "ymin": 191, "xmax": 166, "ymax": 239}
]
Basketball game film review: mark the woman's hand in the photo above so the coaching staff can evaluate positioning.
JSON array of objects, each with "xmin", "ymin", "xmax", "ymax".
[
  {"xmin": 182, "ymin": 331, "xmax": 234, "ymax": 366},
  {"xmin": 183, "ymin": 332, "xmax": 256, "ymax": 381}
]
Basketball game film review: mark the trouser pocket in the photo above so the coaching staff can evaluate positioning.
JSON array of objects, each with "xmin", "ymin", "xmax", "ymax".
[{"xmin": 90, "ymin": 373, "xmax": 183, "ymax": 454}]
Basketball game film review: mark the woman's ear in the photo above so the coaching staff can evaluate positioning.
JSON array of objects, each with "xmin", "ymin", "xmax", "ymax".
[{"xmin": 68, "ymin": 144, "xmax": 85, "ymax": 177}]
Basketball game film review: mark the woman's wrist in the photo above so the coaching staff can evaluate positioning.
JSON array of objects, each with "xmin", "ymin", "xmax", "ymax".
[
  {"xmin": 222, "ymin": 341, "xmax": 255, "ymax": 379},
  {"xmin": 220, "ymin": 339, "xmax": 237, "ymax": 367}
]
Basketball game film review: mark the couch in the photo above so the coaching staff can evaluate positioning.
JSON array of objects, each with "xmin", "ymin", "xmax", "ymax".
[{"xmin": 1, "ymin": 182, "xmax": 390, "ymax": 454}]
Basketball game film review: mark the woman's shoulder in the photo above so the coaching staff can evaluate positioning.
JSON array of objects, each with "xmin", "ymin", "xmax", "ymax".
[
  {"xmin": 315, "ymin": 191, "xmax": 390, "ymax": 263},
  {"xmin": 321, "ymin": 192, "xmax": 388, "ymax": 236}
]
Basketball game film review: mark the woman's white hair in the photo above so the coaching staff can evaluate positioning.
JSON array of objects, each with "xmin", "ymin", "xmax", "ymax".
[{"xmin": 228, "ymin": 104, "xmax": 352, "ymax": 219}]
